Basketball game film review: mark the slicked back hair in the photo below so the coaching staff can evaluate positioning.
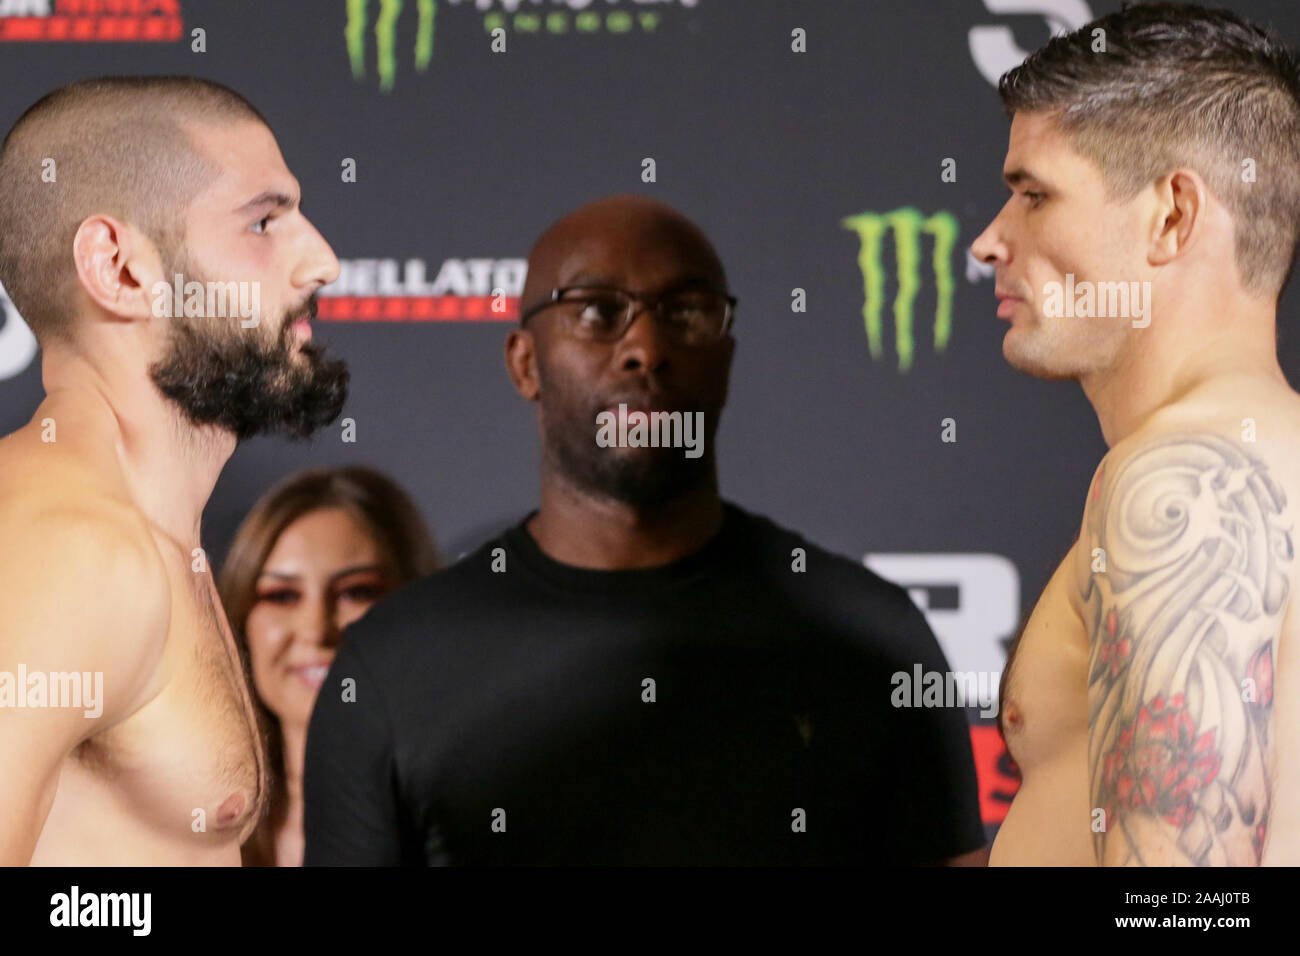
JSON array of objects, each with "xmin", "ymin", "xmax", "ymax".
[
  {"xmin": 0, "ymin": 76, "xmax": 267, "ymax": 344},
  {"xmin": 999, "ymin": 2, "xmax": 1300, "ymax": 299}
]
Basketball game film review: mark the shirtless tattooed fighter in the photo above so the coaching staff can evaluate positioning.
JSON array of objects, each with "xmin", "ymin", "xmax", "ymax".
[
  {"xmin": 971, "ymin": 5, "xmax": 1300, "ymax": 865},
  {"xmin": 0, "ymin": 77, "xmax": 345, "ymax": 864}
]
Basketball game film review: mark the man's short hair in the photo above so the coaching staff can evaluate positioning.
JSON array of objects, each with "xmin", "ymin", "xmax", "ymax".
[
  {"xmin": 999, "ymin": 2, "xmax": 1300, "ymax": 299},
  {"xmin": 0, "ymin": 76, "xmax": 267, "ymax": 344}
]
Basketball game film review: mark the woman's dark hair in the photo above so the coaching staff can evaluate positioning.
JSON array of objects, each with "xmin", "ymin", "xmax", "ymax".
[{"xmin": 217, "ymin": 466, "xmax": 438, "ymax": 866}]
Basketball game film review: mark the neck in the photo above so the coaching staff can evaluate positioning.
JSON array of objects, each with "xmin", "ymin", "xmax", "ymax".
[
  {"xmin": 272, "ymin": 719, "xmax": 306, "ymax": 867},
  {"xmin": 528, "ymin": 467, "xmax": 724, "ymax": 569},
  {"xmin": 1079, "ymin": 292, "xmax": 1286, "ymax": 447},
  {"xmin": 40, "ymin": 338, "xmax": 236, "ymax": 546},
  {"xmin": 279, "ymin": 719, "xmax": 306, "ymax": 808}
]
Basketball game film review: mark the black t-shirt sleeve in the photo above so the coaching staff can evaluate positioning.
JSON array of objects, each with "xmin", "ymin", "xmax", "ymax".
[
  {"xmin": 302, "ymin": 638, "xmax": 406, "ymax": 866},
  {"xmin": 881, "ymin": 596, "xmax": 987, "ymax": 864}
]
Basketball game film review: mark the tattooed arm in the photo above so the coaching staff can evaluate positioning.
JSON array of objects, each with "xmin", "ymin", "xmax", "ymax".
[{"xmin": 1081, "ymin": 434, "xmax": 1292, "ymax": 866}]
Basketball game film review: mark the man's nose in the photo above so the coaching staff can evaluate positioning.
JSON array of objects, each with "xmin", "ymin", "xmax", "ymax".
[
  {"xmin": 971, "ymin": 214, "xmax": 1008, "ymax": 266},
  {"xmin": 294, "ymin": 218, "xmax": 341, "ymax": 292},
  {"xmin": 616, "ymin": 305, "xmax": 670, "ymax": 373}
]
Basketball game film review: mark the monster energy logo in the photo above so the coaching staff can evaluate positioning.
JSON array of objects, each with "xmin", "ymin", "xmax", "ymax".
[
  {"xmin": 842, "ymin": 208, "xmax": 958, "ymax": 373},
  {"xmin": 346, "ymin": 0, "xmax": 437, "ymax": 92}
]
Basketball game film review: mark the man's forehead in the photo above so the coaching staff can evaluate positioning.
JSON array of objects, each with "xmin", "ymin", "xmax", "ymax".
[
  {"xmin": 184, "ymin": 119, "xmax": 296, "ymax": 207},
  {"xmin": 1004, "ymin": 112, "xmax": 1097, "ymax": 184},
  {"xmin": 548, "ymin": 233, "xmax": 720, "ymax": 286}
]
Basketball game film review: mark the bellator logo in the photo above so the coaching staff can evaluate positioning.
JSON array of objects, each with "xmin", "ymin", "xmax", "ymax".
[
  {"xmin": 318, "ymin": 257, "xmax": 527, "ymax": 322},
  {"xmin": 0, "ymin": 0, "xmax": 183, "ymax": 41}
]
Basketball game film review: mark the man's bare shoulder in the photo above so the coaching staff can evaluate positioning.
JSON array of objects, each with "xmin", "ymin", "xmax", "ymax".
[
  {"xmin": 1086, "ymin": 379, "xmax": 1300, "ymax": 508},
  {"xmin": 1069, "ymin": 393, "xmax": 1297, "ymax": 613},
  {"xmin": 0, "ymin": 396, "xmax": 130, "ymax": 487},
  {"xmin": 1152, "ymin": 377, "xmax": 1300, "ymax": 448},
  {"xmin": 1070, "ymin": 388, "xmax": 1300, "ymax": 603},
  {"xmin": 0, "ymin": 423, "xmax": 170, "ymax": 721},
  {"xmin": 1088, "ymin": 421, "xmax": 1295, "ymax": 538}
]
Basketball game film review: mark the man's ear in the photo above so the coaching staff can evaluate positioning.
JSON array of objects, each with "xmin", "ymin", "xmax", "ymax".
[
  {"xmin": 71, "ymin": 215, "xmax": 161, "ymax": 322},
  {"xmin": 1148, "ymin": 168, "xmax": 1205, "ymax": 270},
  {"xmin": 505, "ymin": 327, "xmax": 540, "ymax": 401}
]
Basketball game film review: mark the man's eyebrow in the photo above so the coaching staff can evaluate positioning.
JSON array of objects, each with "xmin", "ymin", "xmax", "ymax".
[
  {"xmin": 232, "ymin": 190, "xmax": 299, "ymax": 215},
  {"xmin": 1003, "ymin": 167, "xmax": 1049, "ymax": 189}
]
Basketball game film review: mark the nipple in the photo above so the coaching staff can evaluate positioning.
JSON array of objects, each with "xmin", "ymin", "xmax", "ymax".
[
  {"xmin": 216, "ymin": 793, "xmax": 246, "ymax": 827},
  {"xmin": 1004, "ymin": 700, "xmax": 1023, "ymax": 729}
]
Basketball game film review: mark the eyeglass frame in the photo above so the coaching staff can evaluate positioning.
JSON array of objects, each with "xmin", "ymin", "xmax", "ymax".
[{"xmin": 517, "ymin": 284, "xmax": 738, "ymax": 342}]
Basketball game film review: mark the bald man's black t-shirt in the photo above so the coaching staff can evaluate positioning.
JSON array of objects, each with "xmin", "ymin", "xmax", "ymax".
[{"xmin": 303, "ymin": 503, "xmax": 985, "ymax": 865}]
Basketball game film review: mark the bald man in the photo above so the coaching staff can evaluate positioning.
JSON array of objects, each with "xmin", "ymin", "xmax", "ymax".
[
  {"xmin": 304, "ymin": 195, "xmax": 986, "ymax": 865},
  {"xmin": 0, "ymin": 77, "xmax": 346, "ymax": 864}
]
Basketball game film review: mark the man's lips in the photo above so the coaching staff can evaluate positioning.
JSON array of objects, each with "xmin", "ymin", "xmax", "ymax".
[
  {"xmin": 603, "ymin": 403, "xmax": 670, "ymax": 415},
  {"xmin": 286, "ymin": 296, "xmax": 319, "ymax": 344},
  {"xmin": 995, "ymin": 290, "xmax": 1026, "ymax": 320},
  {"xmin": 599, "ymin": 395, "xmax": 684, "ymax": 416}
]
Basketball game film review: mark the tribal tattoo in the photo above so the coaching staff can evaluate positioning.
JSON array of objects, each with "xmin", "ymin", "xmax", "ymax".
[{"xmin": 1083, "ymin": 434, "xmax": 1292, "ymax": 865}]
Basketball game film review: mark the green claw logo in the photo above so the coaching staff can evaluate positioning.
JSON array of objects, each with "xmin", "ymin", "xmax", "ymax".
[
  {"xmin": 346, "ymin": 0, "xmax": 437, "ymax": 92},
  {"xmin": 842, "ymin": 207, "xmax": 958, "ymax": 373}
]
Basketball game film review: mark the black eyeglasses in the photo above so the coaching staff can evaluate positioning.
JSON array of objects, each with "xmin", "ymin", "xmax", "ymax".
[{"xmin": 518, "ymin": 285, "xmax": 737, "ymax": 345}]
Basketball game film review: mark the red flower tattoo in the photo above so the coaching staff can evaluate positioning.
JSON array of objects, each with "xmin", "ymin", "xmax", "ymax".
[{"xmin": 1103, "ymin": 693, "xmax": 1221, "ymax": 828}]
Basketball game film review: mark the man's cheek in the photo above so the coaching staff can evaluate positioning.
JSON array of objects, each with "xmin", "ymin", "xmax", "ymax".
[{"xmin": 539, "ymin": 393, "xmax": 584, "ymax": 438}]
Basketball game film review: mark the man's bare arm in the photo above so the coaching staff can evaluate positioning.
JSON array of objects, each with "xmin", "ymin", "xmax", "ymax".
[
  {"xmin": 0, "ymin": 508, "xmax": 168, "ymax": 864},
  {"xmin": 1081, "ymin": 434, "xmax": 1291, "ymax": 865}
]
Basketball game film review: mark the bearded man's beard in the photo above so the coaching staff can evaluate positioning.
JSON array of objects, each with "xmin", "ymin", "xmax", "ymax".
[
  {"xmin": 540, "ymin": 371, "xmax": 720, "ymax": 509},
  {"xmin": 546, "ymin": 422, "xmax": 717, "ymax": 508},
  {"xmin": 149, "ymin": 294, "xmax": 349, "ymax": 441}
]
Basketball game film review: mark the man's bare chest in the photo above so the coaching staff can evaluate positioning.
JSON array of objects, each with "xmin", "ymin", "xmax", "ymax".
[
  {"xmin": 1001, "ymin": 551, "xmax": 1091, "ymax": 771},
  {"xmin": 72, "ymin": 549, "xmax": 266, "ymax": 843}
]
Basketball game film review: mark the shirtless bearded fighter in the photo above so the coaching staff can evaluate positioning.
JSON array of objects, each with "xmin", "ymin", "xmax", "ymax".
[
  {"xmin": 0, "ymin": 77, "xmax": 346, "ymax": 864},
  {"xmin": 971, "ymin": 3, "xmax": 1300, "ymax": 866}
]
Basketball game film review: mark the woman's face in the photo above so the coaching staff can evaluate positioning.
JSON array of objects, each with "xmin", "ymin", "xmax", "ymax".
[{"xmin": 244, "ymin": 507, "xmax": 396, "ymax": 727}]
